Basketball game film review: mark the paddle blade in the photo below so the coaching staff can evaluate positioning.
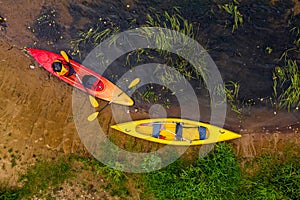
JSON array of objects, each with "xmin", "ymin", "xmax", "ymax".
[
  {"xmin": 87, "ymin": 112, "xmax": 99, "ymax": 121},
  {"xmin": 89, "ymin": 95, "xmax": 99, "ymax": 107},
  {"xmin": 60, "ymin": 51, "xmax": 70, "ymax": 62},
  {"xmin": 128, "ymin": 78, "xmax": 140, "ymax": 89}
]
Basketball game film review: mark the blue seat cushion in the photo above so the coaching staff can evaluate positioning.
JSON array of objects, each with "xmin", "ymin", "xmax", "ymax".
[
  {"xmin": 198, "ymin": 126, "xmax": 206, "ymax": 140},
  {"xmin": 175, "ymin": 123, "xmax": 183, "ymax": 140},
  {"xmin": 152, "ymin": 123, "xmax": 161, "ymax": 138}
]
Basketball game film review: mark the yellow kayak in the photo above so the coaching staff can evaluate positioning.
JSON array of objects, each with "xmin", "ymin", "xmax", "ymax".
[{"xmin": 111, "ymin": 118, "xmax": 241, "ymax": 146}]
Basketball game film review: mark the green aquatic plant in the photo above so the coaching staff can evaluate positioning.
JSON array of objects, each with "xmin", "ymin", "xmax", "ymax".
[
  {"xmin": 272, "ymin": 15, "xmax": 300, "ymax": 112},
  {"xmin": 129, "ymin": 7, "xmax": 204, "ymax": 83},
  {"xmin": 213, "ymin": 81, "xmax": 241, "ymax": 115},
  {"xmin": 288, "ymin": 13, "xmax": 300, "ymax": 47},
  {"xmin": 139, "ymin": 85, "xmax": 159, "ymax": 103},
  {"xmin": 140, "ymin": 8, "xmax": 208, "ymax": 101},
  {"xmin": 145, "ymin": 7, "xmax": 195, "ymax": 39},
  {"xmin": 219, "ymin": 0, "xmax": 243, "ymax": 32},
  {"xmin": 70, "ymin": 19, "xmax": 120, "ymax": 58},
  {"xmin": 133, "ymin": 85, "xmax": 172, "ymax": 109},
  {"xmin": 225, "ymin": 81, "xmax": 241, "ymax": 114},
  {"xmin": 290, "ymin": 26, "xmax": 300, "ymax": 46},
  {"xmin": 265, "ymin": 46, "xmax": 273, "ymax": 54},
  {"xmin": 273, "ymin": 60, "xmax": 300, "ymax": 111},
  {"xmin": 70, "ymin": 7, "xmax": 211, "ymax": 110}
]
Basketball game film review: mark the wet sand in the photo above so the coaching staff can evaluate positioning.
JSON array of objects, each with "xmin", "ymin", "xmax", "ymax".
[{"xmin": 0, "ymin": 38, "xmax": 77, "ymax": 185}]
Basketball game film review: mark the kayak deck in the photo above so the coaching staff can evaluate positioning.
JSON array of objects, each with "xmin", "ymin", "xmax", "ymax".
[{"xmin": 111, "ymin": 118, "xmax": 241, "ymax": 146}]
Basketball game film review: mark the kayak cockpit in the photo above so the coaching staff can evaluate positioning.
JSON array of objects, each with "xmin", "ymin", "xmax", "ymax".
[
  {"xmin": 82, "ymin": 75, "xmax": 104, "ymax": 91},
  {"xmin": 136, "ymin": 122, "xmax": 209, "ymax": 142}
]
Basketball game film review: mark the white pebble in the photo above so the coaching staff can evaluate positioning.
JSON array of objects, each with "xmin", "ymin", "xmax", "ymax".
[{"xmin": 29, "ymin": 65, "xmax": 35, "ymax": 69}]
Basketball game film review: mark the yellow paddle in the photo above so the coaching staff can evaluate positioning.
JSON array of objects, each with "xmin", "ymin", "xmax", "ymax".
[
  {"xmin": 87, "ymin": 78, "xmax": 140, "ymax": 121},
  {"xmin": 60, "ymin": 50, "xmax": 99, "ymax": 107},
  {"xmin": 60, "ymin": 50, "xmax": 70, "ymax": 62},
  {"xmin": 89, "ymin": 95, "xmax": 99, "ymax": 107},
  {"xmin": 60, "ymin": 50, "xmax": 82, "ymax": 83},
  {"xmin": 60, "ymin": 51, "xmax": 82, "ymax": 83}
]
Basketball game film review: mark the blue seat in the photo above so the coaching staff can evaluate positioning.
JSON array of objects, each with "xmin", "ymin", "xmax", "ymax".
[
  {"xmin": 198, "ymin": 126, "xmax": 206, "ymax": 140},
  {"xmin": 152, "ymin": 123, "xmax": 161, "ymax": 138},
  {"xmin": 175, "ymin": 123, "xmax": 183, "ymax": 140}
]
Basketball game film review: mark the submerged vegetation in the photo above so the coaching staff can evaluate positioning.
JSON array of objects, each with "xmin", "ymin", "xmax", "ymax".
[
  {"xmin": 70, "ymin": 18, "xmax": 120, "ymax": 58},
  {"xmin": 213, "ymin": 81, "xmax": 242, "ymax": 115},
  {"xmin": 273, "ymin": 60, "xmax": 299, "ymax": 111},
  {"xmin": 70, "ymin": 7, "xmax": 242, "ymax": 112},
  {"xmin": 26, "ymin": 0, "xmax": 297, "ymax": 115},
  {"xmin": 69, "ymin": 2, "xmax": 298, "ymax": 114},
  {"xmin": 273, "ymin": 13, "xmax": 300, "ymax": 112},
  {"xmin": 219, "ymin": 0, "xmax": 243, "ymax": 32}
]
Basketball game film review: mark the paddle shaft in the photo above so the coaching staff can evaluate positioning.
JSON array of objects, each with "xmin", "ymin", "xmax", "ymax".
[
  {"xmin": 164, "ymin": 129, "xmax": 192, "ymax": 143},
  {"xmin": 95, "ymin": 78, "xmax": 140, "ymax": 113},
  {"xmin": 96, "ymin": 88, "xmax": 130, "ymax": 113},
  {"xmin": 75, "ymin": 73, "xmax": 82, "ymax": 84},
  {"xmin": 87, "ymin": 78, "xmax": 139, "ymax": 121}
]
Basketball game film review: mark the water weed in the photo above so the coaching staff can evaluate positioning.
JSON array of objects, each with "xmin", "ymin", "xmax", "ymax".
[
  {"xmin": 70, "ymin": 8, "xmax": 207, "ymax": 108},
  {"xmin": 288, "ymin": 14, "xmax": 300, "ymax": 46},
  {"xmin": 219, "ymin": 0, "xmax": 243, "ymax": 32},
  {"xmin": 213, "ymin": 81, "xmax": 242, "ymax": 115},
  {"xmin": 273, "ymin": 60, "xmax": 300, "ymax": 111},
  {"xmin": 273, "ymin": 15, "xmax": 300, "ymax": 112},
  {"xmin": 70, "ymin": 18, "xmax": 121, "ymax": 58}
]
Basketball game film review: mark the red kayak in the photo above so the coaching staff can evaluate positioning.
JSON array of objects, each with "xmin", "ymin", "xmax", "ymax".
[{"xmin": 27, "ymin": 48, "xmax": 134, "ymax": 106}]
